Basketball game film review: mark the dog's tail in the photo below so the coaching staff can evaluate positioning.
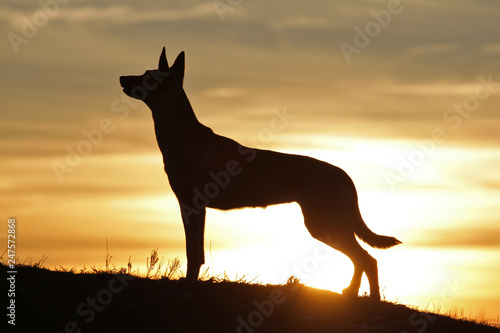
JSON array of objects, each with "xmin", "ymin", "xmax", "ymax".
[{"xmin": 353, "ymin": 205, "xmax": 402, "ymax": 249}]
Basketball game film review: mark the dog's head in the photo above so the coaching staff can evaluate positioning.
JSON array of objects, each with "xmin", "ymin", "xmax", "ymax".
[{"xmin": 120, "ymin": 47, "xmax": 184, "ymax": 103}]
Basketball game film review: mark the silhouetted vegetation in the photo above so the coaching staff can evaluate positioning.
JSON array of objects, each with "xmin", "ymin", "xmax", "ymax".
[{"xmin": 1, "ymin": 254, "xmax": 498, "ymax": 333}]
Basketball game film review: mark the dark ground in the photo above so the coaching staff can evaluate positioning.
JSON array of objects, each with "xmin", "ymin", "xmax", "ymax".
[{"xmin": 2, "ymin": 264, "xmax": 498, "ymax": 333}]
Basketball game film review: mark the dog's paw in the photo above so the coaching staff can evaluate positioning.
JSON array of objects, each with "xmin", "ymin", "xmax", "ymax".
[{"xmin": 341, "ymin": 287, "xmax": 359, "ymax": 299}]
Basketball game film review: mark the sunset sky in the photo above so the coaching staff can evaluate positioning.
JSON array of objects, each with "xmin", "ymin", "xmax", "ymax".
[{"xmin": 2, "ymin": 0, "xmax": 500, "ymax": 324}]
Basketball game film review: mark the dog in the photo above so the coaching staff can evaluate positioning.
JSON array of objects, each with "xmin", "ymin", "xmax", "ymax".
[{"xmin": 120, "ymin": 47, "xmax": 401, "ymax": 300}]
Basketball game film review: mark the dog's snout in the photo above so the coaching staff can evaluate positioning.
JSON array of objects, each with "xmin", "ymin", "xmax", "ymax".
[{"xmin": 119, "ymin": 76, "xmax": 127, "ymax": 87}]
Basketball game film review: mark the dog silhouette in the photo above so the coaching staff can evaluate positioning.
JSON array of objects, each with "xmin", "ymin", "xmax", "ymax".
[{"xmin": 120, "ymin": 47, "xmax": 401, "ymax": 300}]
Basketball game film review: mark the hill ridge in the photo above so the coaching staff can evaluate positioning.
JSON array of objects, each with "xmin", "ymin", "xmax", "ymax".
[{"xmin": 2, "ymin": 264, "xmax": 498, "ymax": 332}]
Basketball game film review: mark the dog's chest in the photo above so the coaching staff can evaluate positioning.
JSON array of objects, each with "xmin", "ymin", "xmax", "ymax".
[{"xmin": 162, "ymin": 140, "xmax": 218, "ymax": 193}]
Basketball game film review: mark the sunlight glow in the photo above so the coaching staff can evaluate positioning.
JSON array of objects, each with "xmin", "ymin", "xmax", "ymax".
[
  {"xmin": 4, "ymin": 137, "xmax": 499, "ymax": 322},
  {"xmin": 4, "ymin": 3, "xmax": 500, "ymax": 325}
]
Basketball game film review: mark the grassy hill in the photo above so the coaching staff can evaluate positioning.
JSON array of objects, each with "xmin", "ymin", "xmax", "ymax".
[{"xmin": 2, "ymin": 263, "xmax": 498, "ymax": 333}]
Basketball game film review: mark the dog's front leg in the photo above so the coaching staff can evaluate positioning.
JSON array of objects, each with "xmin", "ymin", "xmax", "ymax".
[{"xmin": 180, "ymin": 202, "xmax": 206, "ymax": 282}]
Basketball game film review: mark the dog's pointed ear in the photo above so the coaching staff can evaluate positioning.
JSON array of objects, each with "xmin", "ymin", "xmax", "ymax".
[
  {"xmin": 171, "ymin": 51, "xmax": 185, "ymax": 79},
  {"xmin": 158, "ymin": 47, "xmax": 169, "ymax": 72}
]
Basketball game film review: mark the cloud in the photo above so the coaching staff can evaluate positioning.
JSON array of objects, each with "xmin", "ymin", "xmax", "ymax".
[
  {"xmin": 406, "ymin": 44, "xmax": 460, "ymax": 57},
  {"xmin": 2, "ymin": 3, "xmax": 216, "ymax": 28},
  {"xmin": 411, "ymin": 226, "xmax": 500, "ymax": 248},
  {"xmin": 57, "ymin": 4, "xmax": 215, "ymax": 24},
  {"xmin": 270, "ymin": 15, "xmax": 335, "ymax": 30},
  {"xmin": 2, "ymin": 1, "xmax": 500, "ymax": 292},
  {"xmin": 2, "ymin": 1, "xmax": 500, "ymax": 152},
  {"xmin": 481, "ymin": 43, "xmax": 500, "ymax": 55},
  {"xmin": 202, "ymin": 87, "xmax": 247, "ymax": 98}
]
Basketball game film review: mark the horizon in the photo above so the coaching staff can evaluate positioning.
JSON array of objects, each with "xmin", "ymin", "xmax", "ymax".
[{"xmin": 1, "ymin": 0, "xmax": 500, "ymax": 325}]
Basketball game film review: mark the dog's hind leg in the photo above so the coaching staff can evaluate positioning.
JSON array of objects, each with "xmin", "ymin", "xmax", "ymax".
[
  {"xmin": 335, "ymin": 236, "xmax": 379, "ymax": 300},
  {"xmin": 180, "ymin": 203, "xmax": 206, "ymax": 282},
  {"xmin": 303, "ymin": 207, "xmax": 380, "ymax": 300},
  {"xmin": 328, "ymin": 233, "xmax": 379, "ymax": 300},
  {"xmin": 342, "ymin": 266, "xmax": 363, "ymax": 298}
]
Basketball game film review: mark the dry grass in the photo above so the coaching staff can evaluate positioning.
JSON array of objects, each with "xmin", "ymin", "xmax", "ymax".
[
  {"xmin": 3, "ymin": 243, "xmax": 499, "ymax": 329},
  {"xmin": 9, "ymin": 244, "xmax": 257, "ymax": 283}
]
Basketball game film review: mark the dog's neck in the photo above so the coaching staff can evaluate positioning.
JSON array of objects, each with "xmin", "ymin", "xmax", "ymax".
[{"xmin": 146, "ymin": 87, "xmax": 209, "ymax": 151}]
